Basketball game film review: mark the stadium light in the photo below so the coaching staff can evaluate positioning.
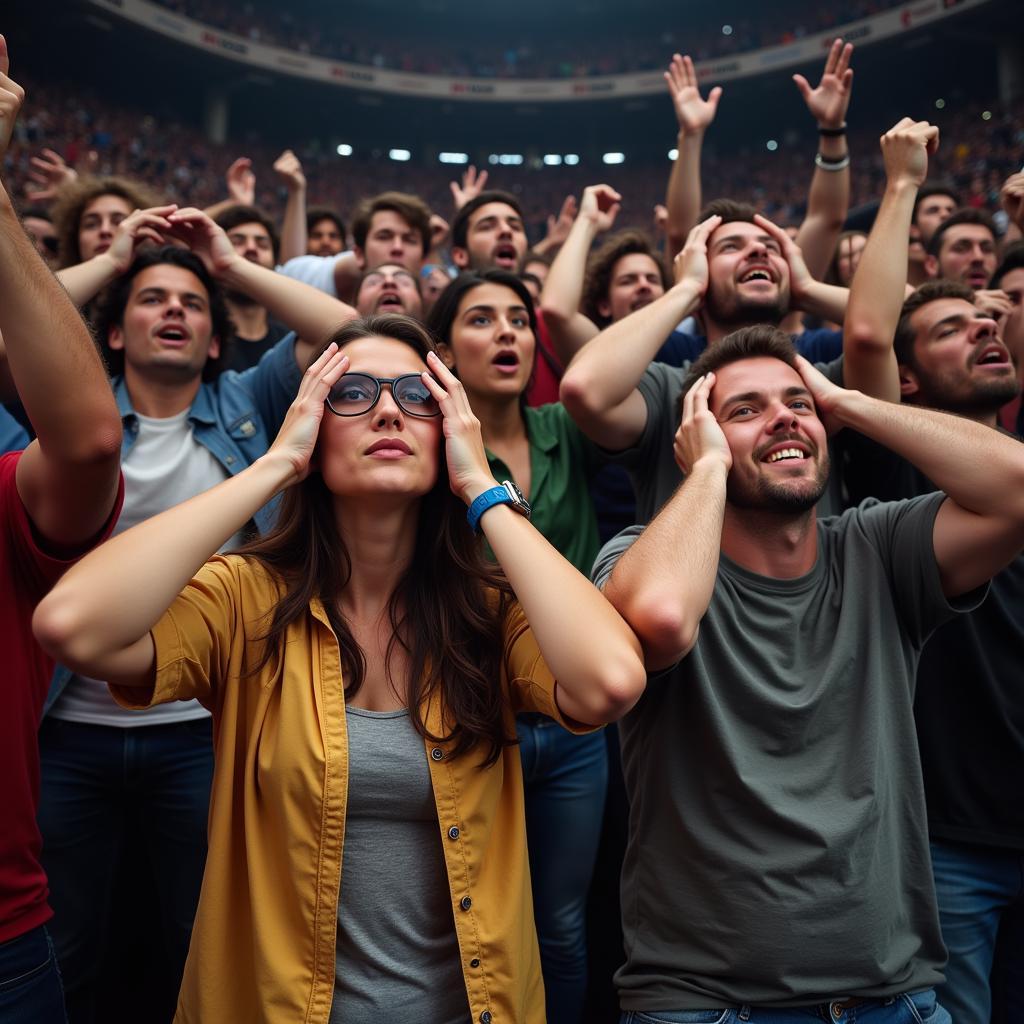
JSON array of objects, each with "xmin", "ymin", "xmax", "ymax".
[
  {"xmin": 982, "ymin": 110, "xmax": 992, "ymax": 121},
  {"xmin": 492, "ymin": 154, "xmax": 524, "ymax": 165},
  {"xmin": 602, "ymin": 152, "xmax": 625, "ymax": 165},
  {"xmin": 439, "ymin": 152, "xmax": 469, "ymax": 164},
  {"xmin": 935, "ymin": 98, "xmax": 946, "ymax": 109},
  {"xmin": 336, "ymin": 144, "xmax": 353, "ymax": 156},
  {"xmin": 766, "ymin": 140, "xmax": 778, "ymax": 152},
  {"xmin": 668, "ymin": 148, "xmax": 679, "ymax": 161},
  {"xmin": 722, "ymin": 24, "xmax": 733, "ymax": 35},
  {"xmin": 543, "ymin": 154, "xmax": 563, "ymax": 166},
  {"xmin": 564, "ymin": 154, "xmax": 580, "ymax": 166},
  {"xmin": 389, "ymin": 149, "xmax": 412, "ymax": 162}
]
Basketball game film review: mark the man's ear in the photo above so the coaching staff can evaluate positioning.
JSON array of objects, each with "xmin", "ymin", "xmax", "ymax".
[
  {"xmin": 435, "ymin": 342, "xmax": 457, "ymax": 370},
  {"xmin": 352, "ymin": 246, "xmax": 367, "ymax": 270},
  {"xmin": 924, "ymin": 255, "xmax": 939, "ymax": 280},
  {"xmin": 207, "ymin": 334, "xmax": 221, "ymax": 361},
  {"xmin": 107, "ymin": 325, "xmax": 124, "ymax": 351},
  {"xmin": 898, "ymin": 362, "xmax": 920, "ymax": 399},
  {"xmin": 451, "ymin": 246, "xmax": 469, "ymax": 270}
]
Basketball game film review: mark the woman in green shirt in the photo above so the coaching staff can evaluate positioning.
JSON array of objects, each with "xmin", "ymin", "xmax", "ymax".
[{"xmin": 428, "ymin": 270, "xmax": 607, "ymax": 1024}]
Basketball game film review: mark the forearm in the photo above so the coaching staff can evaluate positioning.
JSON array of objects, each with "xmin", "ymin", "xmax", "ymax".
[
  {"xmin": 481, "ymin": 504, "xmax": 645, "ymax": 723},
  {"xmin": 797, "ymin": 280, "xmax": 849, "ymax": 325},
  {"xmin": 797, "ymin": 133, "xmax": 849, "ymax": 279},
  {"xmin": 219, "ymin": 257, "xmax": 355, "ymax": 348},
  {"xmin": 34, "ymin": 454, "xmax": 291, "ymax": 669},
  {"xmin": 604, "ymin": 459, "xmax": 726, "ymax": 669},
  {"xmin": 839, "ymin": 391, "xmax": 1024, "ymax": 517},
  {"xmin": 540, "ymin": 215, "xmax": 596, "ymax": 322},
  {"xmin": 666, "ymin": 131, "xmax": 702, "ymax": 252},
  {"xmin": 55, "ymin": 253, "xmax": 120, "ymax": 308},
  {"xmin": 278, "ymin": 186, "xmax": 307, "ymax": 265},
  {"xmin": 203, "ymin": 198, "xmax": 236, "ymax": 221}
]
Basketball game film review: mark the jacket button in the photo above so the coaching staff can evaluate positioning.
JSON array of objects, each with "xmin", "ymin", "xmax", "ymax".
[
  {"xmin": 470, "ymin": 958, "xmax": 480, "ymax": 968},
  {"xmin": 448, "ymin": 826, "xmax": 460, "ymax": 840},
  {"xmin": 480, "ymin": 1013, "xmax": 492, "ymax": 1023},
  {"xmin": 225, "ymin": 455, "xmax": 236, "ymax": 465},
  {"xmin": 460, "ymin": 896, "xmax": 472, "ymax": 911},
  {"xmin": 431, "ymin": 747, "xmax": 444, "ymax": 761}
]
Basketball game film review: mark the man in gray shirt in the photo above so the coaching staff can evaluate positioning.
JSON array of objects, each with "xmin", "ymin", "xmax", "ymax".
[{"xmin": 594, "ymin": 325, "xmax": 1024, "ymax": 1022}]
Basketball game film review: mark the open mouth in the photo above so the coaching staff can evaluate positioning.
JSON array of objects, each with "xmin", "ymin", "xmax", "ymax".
[
  {"xmin": 739, "ymin": 268, "xmax": 773, "ymax": 285},
  {"xmin": 493, "ymin": 351, "xmax": 520, "ymax": 372},
  {"xmin": 156, "ymin": 325, "xmax": 189, "ymax": 344},
  {"xmin": 974, "ymin": 344, "xmax": 1011, "ymax": 367},
  {"xmin": 375, "ymin": 294, "xmax": 404, "ymax": 310},
  {"xmin": 758, "ymin": 439, "xmax": 812, "ymax": 464},
  {"xmin": 493, "ymin": 244, "xmax": 518, "ymax": 268}
]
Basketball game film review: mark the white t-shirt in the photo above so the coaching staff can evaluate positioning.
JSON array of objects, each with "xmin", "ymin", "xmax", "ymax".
[
  {"xmin": 278, "ymin": 252, "xmax": 349, "ymax": 297},
  {"xmin": 51, "ymin": 409, "xmax": 246, "ymax": 727}
]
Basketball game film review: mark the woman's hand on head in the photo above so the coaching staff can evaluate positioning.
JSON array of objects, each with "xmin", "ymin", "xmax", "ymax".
[
  {"xmin": 265, "ymin": 344, "xmax": 349, "ymax": 487},
  {"xmin": 421, "ymin": 351, "xmax": 498, "ymax": 505}
]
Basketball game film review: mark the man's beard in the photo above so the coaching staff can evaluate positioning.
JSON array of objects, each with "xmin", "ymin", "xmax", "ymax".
[
  {"xmin": 705, "ymin": 287, "xmax": 787, "ymax": 328},
  {"xmin": 726, "ymin": 449, "xmax": 831, "ymax": 514},
  {"xmin": 913, "ymin": 365, "xmax": 1020, "ymax": 419}
]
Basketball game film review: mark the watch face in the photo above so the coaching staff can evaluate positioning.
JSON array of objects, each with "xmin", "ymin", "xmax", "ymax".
[{"xmin": 502, "ymin": 480, "xmax": 531, "ymax": 515}]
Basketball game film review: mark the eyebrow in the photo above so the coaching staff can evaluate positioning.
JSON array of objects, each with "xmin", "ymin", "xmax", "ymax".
[
  {"xmin": 720, "ymin": 385, "xmax": 811, "ymax": 409},
  {"xmin": 463, "ymin": 303, "xmax": 529, "ymax": 316},
  {"xmin": 712, "ymin": 232, "xmax": 777, "ymax": 249},
  {"xmin": 929, "ymin": 312, "xmax": 988, "ymax": 334},
  {"xmin": 136, "ymin": 287, "xmax": 207, "ymax": 305}
]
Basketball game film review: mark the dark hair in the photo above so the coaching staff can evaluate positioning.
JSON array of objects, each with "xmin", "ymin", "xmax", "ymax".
[
  {"xmin": 679, "ymin": 324, "xmax": 798, "ymax": 416},
  {"xmin": 520, "ymin": 271, "xmax": 543, "ymax": 294},
  {"xmin": 825, "ymin": 230, "xmax": 868, "ymax": 286},
  {"xmin": 926, "ymin": 208, "xmax": 997, "ymax": 259},
  {"xmin": 451, "ymin": 190, "xmax": 525, "ymax": 251},
  {"xmin": 51, "ymin": 175, "xmax": 163, "ymax": 267},
  {"xmin": 306, "ymin": 206, "xmax": 346, "ymax": 241},
  {"xmin": 912, "ymin": 182, "xmax": 960, "ymax": 224},
  {"xmin": 991, "ymin": 240, "xmax": 1024, "ymax": 291},
  {"xmin": 237, "ymin": 313, "xmax": 516, "ymax": 766},
  {"xmin": 697, "ymin": 197, "xmax": 758, "ymax": 226},
  {"xmin": 20, "ymin": 205, "xmax": 53, "ymax": 223},
  {"xmin": 214, "ymin": 205, "xmax": 280, "ymax": 262},
  {"xmin": 350, "ymin": 191, "xmax": 432, "ymax": 254},
  {"xmin": 93, "ymin": 246, "xmax": 233, "ymax": 382},
  {"xmin": 522, "ymin": 250, "xmax": 552, "ymax": 270},
  {"xmin": 893, "ymin": 280, "xmax": 975, "ymax": 366},
  {"xmin": 582, "ymin": 229, "xmax": 669, "ymax": 326}
]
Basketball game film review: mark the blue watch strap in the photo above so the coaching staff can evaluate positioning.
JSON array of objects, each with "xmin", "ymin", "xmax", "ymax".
[{"xmin": 467, "ymin": 486, "xmax": 513, "ymax": 533}]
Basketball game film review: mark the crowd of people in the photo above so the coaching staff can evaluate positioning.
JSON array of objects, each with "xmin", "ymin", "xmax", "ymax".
[
  {"xmin": 154, "ymin": 0, "xmax": 901, "ymax": 78},
  {"xmin": 3, "ymin": 22, "xmax": 1024, "ymax": 1024}
]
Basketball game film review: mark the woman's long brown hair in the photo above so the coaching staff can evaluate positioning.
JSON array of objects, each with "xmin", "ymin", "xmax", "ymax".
[{"xmin": 238, "ymin": 314, "xmax": 517, "ymax": 766}]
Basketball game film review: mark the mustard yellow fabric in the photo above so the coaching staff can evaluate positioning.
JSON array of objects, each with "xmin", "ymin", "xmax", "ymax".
[{"xmin": 112, "ymin": 554, "xmax": 593, "ymax": 1024}]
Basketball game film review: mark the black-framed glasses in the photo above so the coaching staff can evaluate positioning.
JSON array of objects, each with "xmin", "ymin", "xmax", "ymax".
[{"xmin": 325, "ymin": 372, "xmax": 441, "ymax": 418}]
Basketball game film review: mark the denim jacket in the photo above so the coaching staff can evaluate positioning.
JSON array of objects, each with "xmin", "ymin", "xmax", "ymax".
[{"xmin": 44, "ymin": 331, "xmax": 302, "ymax": 715}]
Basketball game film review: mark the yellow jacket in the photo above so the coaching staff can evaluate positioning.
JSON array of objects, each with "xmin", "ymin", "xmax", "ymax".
[{"xmin": 113, "ymin": 554, "xmax": 592, "ymax": 1024}]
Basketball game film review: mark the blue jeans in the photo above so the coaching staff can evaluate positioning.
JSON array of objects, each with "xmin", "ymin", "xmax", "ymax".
[
  {"xmin": 619, "ymin": 989, "xmax": 950, "ymax": 1023},
  {"xmin": 0, "ymin": 925, "xmax": 67, "ymax": 1023},
  {"xmin": 930, "ymin": 839, "xmax": 1024, "ymax": 1024},
  {"xmin": 37, "ymin": 717, "xmax": 213, "ymax": 1024},
  {"xmin": 518, "ymin": 715, "xmax": 608, "ymax": 1024}
]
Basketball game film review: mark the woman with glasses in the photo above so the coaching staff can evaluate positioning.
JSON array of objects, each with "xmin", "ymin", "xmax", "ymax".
[
  {"xmin": 33, "ymin": 312, "xmax": 645, "ymax": 1024},
  {"xmin": 427, "ymin": 271, "xmax": 610, "ymax": 1024}
]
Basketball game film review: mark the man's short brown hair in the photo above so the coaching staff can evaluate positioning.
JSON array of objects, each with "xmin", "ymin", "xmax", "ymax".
[
  {"xmin": 582, "ymin": 230, "xmax": 669, "ymax": 326},
  {"xmin": 697, "ymin": 198, "xmax": 758, "ymax": 226},
  {"xmin": 350, "ymin": 192, "xmax": 432, "ymax": 254}
]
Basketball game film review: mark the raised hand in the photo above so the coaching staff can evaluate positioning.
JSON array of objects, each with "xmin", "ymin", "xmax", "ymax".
[
  {"xmin": 430, "ymin": 212, "xmax": 450, "ymax": 250},
  {"xmin": 672, "ymin": 214, "xmax": 722, "ymax": 295},
  {"xmin": 0, "ymin": 35, "xmax": 25, "ymax": 161},
  {"xmin": 653, "ymin": 204, "xmax": 669, "ymax": 234},
  {"xmin": 1001, "ymin": 171, "xmax": 1024, "ymax": 232},
  {"xmin": 449, "ymin": 165, "xmax": 489, "ymax": 210},
  {"xmin": 543, "ymin": 194, "xmax": 579, "ymax": 248},
  {"xmin": 162, "ymin": 206, "xmax": 239, "ymax": 277},
  {"xmin": 266, "ymin": 344, "xmax": 350, "ymax": 485},
  {"xmin": 793, "ymin": 38, "xmax": 854, "ymax": 129},
  {"xmin": 579, "ymin": 185, "xmax": 621, "ymax": 233},
  {"xmin": 753, "ymin": 214, "xmax": 811, "ymax": 299},
  {"xmin": 273, "ymin": 149, "xmax": 306, "ymax": 192},
  {"xmin": 880, "ymin": 117, "xmax": 939, "ymax": 189},
  {"xmin": 25, "ymin": 148, "xmax": 78, "ymax": 203},
  {"xmin": 420, "ymin": 350, "xmax": 497, "ymax": 505},
  {"xmin": 103, "ymin": 205, "xmax": 178, "ymax": 274},
  {"xmin": 674, "ymin": 372, "xmax": 731, "ymax": 476},
  {"xmin": 973, "ymin": 289, "xmax": 1014, "ymax": 325},
  {"xmin": 226, "ymin": 157, "xmax": 256, "ymax": 206},
  {"xmin": 664, "ymin": 53, "xmax": 721, "ymax": 135}
]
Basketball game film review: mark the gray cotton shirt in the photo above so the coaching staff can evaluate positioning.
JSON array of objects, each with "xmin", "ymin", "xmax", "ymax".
[
  {"xmin": 592, "ymin": 492, "xmax": 985, "ymax": 1010},
  {"xmin": 610, "ymin": 356, "xmax": 846, "ymax": 524},
  {"xmin": 329, "ymin": 707, "xmax": 469, "ymax": 1024}
]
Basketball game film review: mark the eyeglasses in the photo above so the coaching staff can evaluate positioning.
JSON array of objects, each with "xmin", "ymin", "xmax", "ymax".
[
  {"xmin": 325, "ymin": 372, "xmax": 440, "ymax": 418},
  {"xmin": 362, "ymin": 270, "xmax": 416, "ymax": 288}
]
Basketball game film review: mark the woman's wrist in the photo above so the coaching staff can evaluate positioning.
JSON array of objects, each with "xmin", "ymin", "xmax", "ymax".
[{"xmin": 461, "ymin": 475, "xmax": 501, "ymax": 507}]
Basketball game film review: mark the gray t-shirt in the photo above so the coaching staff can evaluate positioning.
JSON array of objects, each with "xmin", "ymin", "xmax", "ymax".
[
  {"xmin": 592, "ymin": 493, "xmax": 983, "ymax": 1010},
  {"xmin": 610, "ymin": 357, "xmax": 846, "ymax": 524},
  {"xmin": 329, "ymin": 707, "xmax": 469, "ymax": 1024}
]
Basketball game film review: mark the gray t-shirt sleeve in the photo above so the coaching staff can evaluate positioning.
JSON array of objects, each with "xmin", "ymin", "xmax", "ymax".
[
  {"xmin": 605, "ymin": 362, "xmax": 685, "ymax": 469},
  {"xmin": 849, "ymin": 491, "xmax": 987, "ymax": 647},
  {"xmin": 591, "ymin": 525, "xmax": 644, "ymax": 589}
]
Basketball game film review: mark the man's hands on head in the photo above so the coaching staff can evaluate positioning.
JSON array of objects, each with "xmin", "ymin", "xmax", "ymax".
[
  {"xmin": 664, "ymin": 53, "xmax": 721, "ymax": 136},
  {"xmin": 753, "ymin": 214, "xmax": 813, "ymax": 301},
  {"xmin": 273, "ymin": 149, "xmax": 305, "ymax": 193},
  {"xmin": 226, "ymin": 157, "xmax": 256, "ymax": 206},
  {"xmin": 673, "ymin": 214, "xmax": 721, "ymax": 298},
  {"xmin": 793, "ymin": 39, "xmax": 854, "ymax": 129},
  {"xmin": 162, "ymin": 207, "xmax": 239, "ymax": 278},
  {"xmin": 0, "ymin": 35, "xmax": 24, "ymax": 164},
  {"xmin": 103, "ymin": 205, "xmax": 178, "ymax": 274},
  {"xmin": 880, "ymin": 118, "xmax": 939, "ymax": 190},
  {"xmin": 449, "ymin": 165, "xmax": 488, "ymax": 211},
  {"xmin": 674, "ymin": 372, "xmax": 731, "ymax": 476},
  {"xmin": 794, "ymin": 355, "xmax": 854, "ymax": 435}
]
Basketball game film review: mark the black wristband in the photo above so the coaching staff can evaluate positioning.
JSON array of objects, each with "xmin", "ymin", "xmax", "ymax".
[{"xmin": 818, "ymin": 124, "xmax": 847, "ymax": 137}]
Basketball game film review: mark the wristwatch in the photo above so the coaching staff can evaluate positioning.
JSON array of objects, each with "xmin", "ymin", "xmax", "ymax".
[{"xmin": 467, "ymin": 480, "xmax": 531, "ymax": 533}]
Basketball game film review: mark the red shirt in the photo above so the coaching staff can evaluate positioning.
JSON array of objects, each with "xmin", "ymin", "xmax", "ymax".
[
  {"xmin": 0, "ymin": 451, "xmax": 123, "ymax": 942},
  {"xmin": 525, "ymin": 311, "xmax": 564, "ymax": 408}
]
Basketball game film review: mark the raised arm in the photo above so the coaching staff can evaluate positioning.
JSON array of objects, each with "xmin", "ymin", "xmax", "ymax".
[
  {"xmin": 663, "ymin": 54, "xmax": 721, "ymax": 253},
  {"xmin": 559, "ymin": 216, "xmax": 718, "ymax": 451},
  {"xmin": 799, "ymin": 356, "xmax": 1024, "ymax": 597},
  {"xmin": 538, "ymin": 184, "xmax": 621, "ymax": 363},
  {"xmin": 203, "ymin": 156, "xmax": 255, "ymax": 222},
  {"xmin": 421, "ymin": 352, "xmax": 645, "ymax": 724},
  {"xmin": 532, "ymin": 195, "xmax": 577, "ymax": 257},
  {"xmin": 601, "ymin": 373, "xmax": 729, "ymax": 669},
  {"xmin": 792, "ymin": 39, "xmax": 854, "ymax": 279},
  {"xmin": 164, "ymin": 207, "xmax": 357, "ymax": 367},
  {"xmin": 33, "ymin": 345, "xmax": 350, "ymax": 686},
  {"xmin": 0, "ymin": 38, "xmax": 121, "ymax": 545},
  {"xmin": 844, "ymin": 119, "xmax": 939, "ymax": 400},
  {"xmin": 449, "ymin": 165, "xmax": 489, "ymax": 213},
  {"xmin": 273, "ymin": 149, "xmax": 307, "ymax": 264}
]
